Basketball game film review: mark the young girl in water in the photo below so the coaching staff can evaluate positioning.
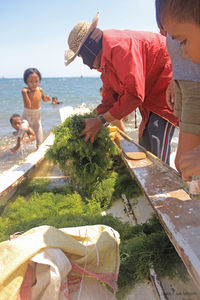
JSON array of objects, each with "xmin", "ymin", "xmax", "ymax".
[{"xmin": 22, "ymin": 68, "xmax": 51, "ymax": 147}]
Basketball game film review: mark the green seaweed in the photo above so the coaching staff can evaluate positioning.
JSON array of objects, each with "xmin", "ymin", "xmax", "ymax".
[
  {"xmin": 0, "ymin": 200, "xmax": 188, "ymax": 299},
  {"xmin": 47, "ymin": 113, "xmax": 121, "ymax": 194}
]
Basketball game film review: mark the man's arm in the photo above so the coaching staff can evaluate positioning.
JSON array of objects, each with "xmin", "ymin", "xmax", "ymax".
[{"xmin": 81, "ymin": 39, "xmax": 145, "ymax": 142}]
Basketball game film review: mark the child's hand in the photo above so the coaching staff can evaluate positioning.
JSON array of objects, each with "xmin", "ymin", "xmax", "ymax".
[
  {"xmin": 179, "ymin": 145, "xmax": 200, "ymax": 181},
  {"xmin": 10, "ymin": 145, "xmax": 19, "ymax": 153},
  {"xmin": 43, "ymin": 95, "xmax": 51, "ymax": 102}
]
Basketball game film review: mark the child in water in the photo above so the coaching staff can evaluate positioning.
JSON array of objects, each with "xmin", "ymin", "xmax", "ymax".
[
  {"xmin": 22, "ymin": 68, "xmax": 51, "ymax": 147},
  {"xmin": 10, "ymin": 114, "xmax": 35, "ymax": 152},
  {"xmin": 52, "ymin": 96, "xmax": 63, "ymax": 105},
  {"xmin": 52, "ymin": 97, "xmax": 58, "ymax": 105}
]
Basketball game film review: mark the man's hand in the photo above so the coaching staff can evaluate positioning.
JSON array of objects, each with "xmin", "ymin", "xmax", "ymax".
[
  {"xmin": 79, "ymin": 118, "xmax": 103, "ymax": 143},
  {"xmin": 166, "ymin": 81, "xmax": 175, "ymax": 111},
  {"xmin": 179, "ymin": 145, "xmax": 200, "ymax": 181}
]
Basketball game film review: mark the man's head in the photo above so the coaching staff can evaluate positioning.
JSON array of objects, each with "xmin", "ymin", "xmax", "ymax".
[
  {"xmin": 10, "ymin": 114, "xmax": 21, "ymax": 130},
  {"xmin": 155, "ymin": 0, "xmax": 200, "ymax": 63},
  {"xmin": 64, "ymin": 13, "xmax": 103, "ymax": 69}
]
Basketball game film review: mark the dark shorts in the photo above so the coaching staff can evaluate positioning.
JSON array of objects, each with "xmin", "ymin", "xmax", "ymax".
[{"xmin": 139, "ymin": 112, "xmax": 175, "ymax": 165}]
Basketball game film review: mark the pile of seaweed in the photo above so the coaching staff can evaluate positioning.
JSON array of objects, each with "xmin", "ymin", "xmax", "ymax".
[
  {"xmin": 0, "ymin": 113, "xmax": 188, "ymax": 299},
  {"xmin": 47, "ymin": 113, "xmax": 122, "ymax": 197}
]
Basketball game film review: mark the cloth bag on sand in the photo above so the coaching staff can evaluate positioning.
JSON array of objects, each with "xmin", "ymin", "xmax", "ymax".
[{"xmin": 0, "ymin": 225, "xmax": 120, "ymax": 300}]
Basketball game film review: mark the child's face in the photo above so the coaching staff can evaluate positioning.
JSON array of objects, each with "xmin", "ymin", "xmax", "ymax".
[
  {"xmin": 52, "ymin": 97, "xmax": 58, "ymax": 105},
  {"xmin": 164, "ymin": 18, "xmax": 200, "ymax": 63},
  {"xmin": 11, "ymin": 117, "xmax": 21, "ymax": 130},
  {"xmin": 26, "ymin": 73, "xmax": 40, "ymax": 91}
]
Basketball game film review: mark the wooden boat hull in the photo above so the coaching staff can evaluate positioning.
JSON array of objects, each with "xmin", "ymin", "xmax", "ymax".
[{"xmin": 0, "ymin": 133, "xmax": 54, "ymax": 204}]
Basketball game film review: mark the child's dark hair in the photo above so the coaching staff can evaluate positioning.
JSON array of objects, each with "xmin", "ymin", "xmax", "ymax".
[
  {"xmin": 10, "ymin": 114, "xmax": 21, "ymax": 125},
  {"xmin": 155, "ymin": 0, "xmax": 165, "ymax": 28},
  {"xmin": 155, "ymin": 0, "xmax": 200, "ymax": 26},
  {"xmin": 23, "ymin": 68, "xmax": 42, "ymax": 84}
]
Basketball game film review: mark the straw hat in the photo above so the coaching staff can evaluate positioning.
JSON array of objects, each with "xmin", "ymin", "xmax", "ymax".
[{"xmin": 64, "ymin": 12, "xmax": 99, "ymax": 66}]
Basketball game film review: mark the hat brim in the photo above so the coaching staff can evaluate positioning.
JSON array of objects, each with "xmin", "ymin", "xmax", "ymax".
[{"xmin": 65, "ymin": 12, "xmax": 99, "ymax": 66}]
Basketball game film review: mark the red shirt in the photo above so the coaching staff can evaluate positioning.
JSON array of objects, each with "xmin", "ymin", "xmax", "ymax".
[{"xmin": 96, "ymin": 30, "xmax": 179, "ymax": 137}]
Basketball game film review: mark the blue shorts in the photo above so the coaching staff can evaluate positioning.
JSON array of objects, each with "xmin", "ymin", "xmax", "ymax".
[{"xmin": 139, "ymin": 112, "xmax": 175, "ymax": 165}]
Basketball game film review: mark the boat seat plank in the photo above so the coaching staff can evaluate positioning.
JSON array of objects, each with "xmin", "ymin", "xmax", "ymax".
[{"xmin": 115, "ymin": 133, "xmax": 200, "ymax": 290}]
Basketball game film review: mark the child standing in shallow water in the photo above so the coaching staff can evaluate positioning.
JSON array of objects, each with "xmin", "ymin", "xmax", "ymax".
[{"xmin": 22, "ymin": 68, "xmax": 51, "ymax": 147}]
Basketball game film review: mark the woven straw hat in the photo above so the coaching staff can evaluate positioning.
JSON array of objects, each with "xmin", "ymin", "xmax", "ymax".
[{"xmin": 64, "ymin": 12, "xmax": 99, "ymax": 66}]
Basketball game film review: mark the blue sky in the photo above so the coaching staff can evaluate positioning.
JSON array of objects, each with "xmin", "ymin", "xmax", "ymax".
[{"xmin": 0, "ymin": 0, "xmax": 158, "ymax": 78}]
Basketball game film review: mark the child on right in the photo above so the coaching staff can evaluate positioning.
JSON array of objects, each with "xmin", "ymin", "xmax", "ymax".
[
  {"xmin": 155, "ymin": 0, "xmax": 200, "ymax": 180},
  {"xmin": 22, "ymin": 68, "xmax": 51, "ymax": 147}
]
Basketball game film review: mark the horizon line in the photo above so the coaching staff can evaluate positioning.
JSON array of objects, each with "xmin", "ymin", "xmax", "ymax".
[{"xmin": 0, "ymin": 76, "xmax": 100, "ymax": 79}]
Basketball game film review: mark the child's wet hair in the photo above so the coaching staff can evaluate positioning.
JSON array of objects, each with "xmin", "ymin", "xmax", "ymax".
[
  {"xmin": 155, "ymin": 0, "xmax": 200, "ymax": 26},
  {"xmin": 23, "ymin": 68, "xmax": 42, "ymax": 84},
  {"xmin": 10, "ymin": 114, "xmax": 21, "ymax": 125}
]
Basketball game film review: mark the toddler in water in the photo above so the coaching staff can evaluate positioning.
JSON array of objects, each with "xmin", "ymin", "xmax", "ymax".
[
  {"xmin": 52, "ymin": 96, "xmax": 62, "ymax": 105},
  {"xmin": 22, "ymin": 68, "xmax": 51, "ymax": 147},
  {"xmin": 10, "ymin": 114, "xmax": 35, "ymax": 152}
]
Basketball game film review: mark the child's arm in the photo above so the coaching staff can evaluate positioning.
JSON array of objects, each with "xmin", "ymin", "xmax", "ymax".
[
  {"xmin": 23, "ymin": 127, "xmax": 35, "ymax": 143},
  {"xmin": 40, "ymin": 88, "xmax": 51, "ymax": 102},
  {"xmin": 166, "ymin": 81, "xmax": 175, "ymax": 111},
  {"xmin": 179, "ymin": 145, "xmax": 200, "ymax": 181},
  {"xmin": 22, "ymin": 88, "xmax": 31, "ymax": 108},
  {"xmin": 10, "ymin": 137, "xmax": 21, "ymax": 153}
]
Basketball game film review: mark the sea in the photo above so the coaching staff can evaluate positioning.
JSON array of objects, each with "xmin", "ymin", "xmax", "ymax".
[{"xmin": 0, "ymin": 77, "xmax": 104, "ymax": 172}]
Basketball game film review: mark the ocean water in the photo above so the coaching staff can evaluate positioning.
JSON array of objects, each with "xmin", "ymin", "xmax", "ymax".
[{"xmin": 0, "ymin": 77, "xmax": 103, "ymax": 172}]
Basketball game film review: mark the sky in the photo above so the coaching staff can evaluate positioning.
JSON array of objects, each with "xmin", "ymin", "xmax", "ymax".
[{"xmin": 0, "ymin": 0, "xmax": 159, "ymax": 78}]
